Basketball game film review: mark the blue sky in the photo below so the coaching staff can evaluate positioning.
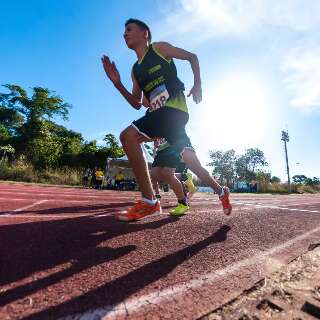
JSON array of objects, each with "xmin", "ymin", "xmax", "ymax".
[{"xmin": 1, "ymin": 0, "xmax": 319, "ymax": 180}]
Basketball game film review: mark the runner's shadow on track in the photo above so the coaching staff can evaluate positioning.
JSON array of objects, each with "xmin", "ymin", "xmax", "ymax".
[
  {"xmin": 21, "ymin": 224, "xmax": 231, "ymax": 320},
  {"xmin": 5, "ymin": 202, "xmax": 134, "ymax": 215},
  {"xmin": 0, "ymin": 215, "xmax": 179, "ymax": 289}
]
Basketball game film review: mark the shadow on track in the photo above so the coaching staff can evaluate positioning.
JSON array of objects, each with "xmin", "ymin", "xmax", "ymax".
[
  {"xmin": 0, "ymin": 202, "xmax": 134, "ymax": 215},
  {"xmin": 0, "ymin": 215, "xmax": 180, "ymax": 302},
  {"xmin": 22, "ymin": 225, "xmax": 231, "ymax": 319}
]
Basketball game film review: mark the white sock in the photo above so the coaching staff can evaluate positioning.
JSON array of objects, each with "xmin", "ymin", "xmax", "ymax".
[{"xmin": 142, "ymin": 197, "xmax": 157, "ymax": 205}]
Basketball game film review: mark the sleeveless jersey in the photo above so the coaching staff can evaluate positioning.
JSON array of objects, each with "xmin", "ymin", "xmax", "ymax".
[{"xmin": 132, "ymin": 44, "xmax": 188, "ymax": 113}]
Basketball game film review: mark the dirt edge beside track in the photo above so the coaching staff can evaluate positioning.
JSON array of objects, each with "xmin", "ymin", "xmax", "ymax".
[{"xmin": 201, "ymin": 243, "xmax": 320, "ymax": 320}]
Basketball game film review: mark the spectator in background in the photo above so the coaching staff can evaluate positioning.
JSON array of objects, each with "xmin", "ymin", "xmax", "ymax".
[
  {"xmin": 95, "ymin": 168, "xmax": 104, "ymax": 189},
  {"xmin": 115, "ymin": 170, "xmax": 125, "ymax": 190},
  {"xmin": 91, "ymin": 166, "xmax": 97, "ymax": 188},
  {"xmin": 82, "ymin": 167, "xmax": 91, "ymax": 188}
]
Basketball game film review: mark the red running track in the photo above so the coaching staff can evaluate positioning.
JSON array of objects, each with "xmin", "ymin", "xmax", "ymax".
[{"xmin": 0, "ymin": 182, "xmax": 320, "ymax": 320}]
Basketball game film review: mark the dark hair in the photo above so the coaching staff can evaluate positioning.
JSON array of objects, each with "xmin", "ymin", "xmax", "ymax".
[{"xmin": 125, "ymin": 18, "xmax": 152, "ymax": 43}]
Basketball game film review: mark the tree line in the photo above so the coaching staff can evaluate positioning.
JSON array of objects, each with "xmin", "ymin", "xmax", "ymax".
[
  {"xmin": 206, "ymin": 148, "xmax": 273, "ymax": 186},
  {"xmin": 0, "ymin": 84, "xmax": 124, "ymax": 170},
  {"xmin": 1, "ymin": 84, "xmax": 318, "ymax": 188},
  {"xmin": 207, "ymin": 148, "xmax": 319, "ymax": 187}
]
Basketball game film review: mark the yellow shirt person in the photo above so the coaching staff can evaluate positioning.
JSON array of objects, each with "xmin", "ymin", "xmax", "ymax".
[{"xmin": 115, "ymin": 171, "xmax": 125, "ymax": 182}]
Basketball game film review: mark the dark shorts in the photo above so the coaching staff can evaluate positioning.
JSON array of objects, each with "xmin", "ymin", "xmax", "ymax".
[
  {"xmin": 132, "ymin": 107, "xmax": 193, "ymax": 157},
  {"xmin": 175, "ymin": 161, "xmax": 187, "ymax": 174},
  {"xmin": 152, "ymin": 145, "xmax": 184, "ymax": 168}
]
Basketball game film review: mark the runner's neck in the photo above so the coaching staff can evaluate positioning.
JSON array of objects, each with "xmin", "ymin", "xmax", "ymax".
[{"xmin": 135, "ymin": 44, "xmax": 149, "ymax": 61}]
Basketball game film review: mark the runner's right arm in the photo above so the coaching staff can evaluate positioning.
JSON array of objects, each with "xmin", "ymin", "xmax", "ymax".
[{"xmin": 101, "ymin": 55, "xmax": 144, "ymax": 110}]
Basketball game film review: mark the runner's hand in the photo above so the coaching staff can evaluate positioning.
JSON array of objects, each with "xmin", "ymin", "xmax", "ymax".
[
  {"xmin": 101, "ymin": 55, "xmax": 121, "ymax": 85},
  {"xmin": 187, "ymin": 83, "xmax": 202, "ymax": 104}
]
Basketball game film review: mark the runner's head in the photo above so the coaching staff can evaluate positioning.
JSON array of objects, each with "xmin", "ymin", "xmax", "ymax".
[{"xmin": 124, "ymin": 18, "xmax": 151, "ymax": 49}]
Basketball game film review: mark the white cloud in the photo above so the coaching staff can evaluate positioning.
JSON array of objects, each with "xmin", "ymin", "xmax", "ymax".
[
  {"xmin": 154, "ymin": 0, "xmax": 320, "ymax": 113},
  {"xmin": 281, "ymin": 44, "xmax": 320, "ymax": 113},
  {"xmin": 156, "ymin": 0, "xmax": 320, "ymax": 40},
  {"xmin": 158, "ymin": 0, "xmax": 320, "ymax": 46}
]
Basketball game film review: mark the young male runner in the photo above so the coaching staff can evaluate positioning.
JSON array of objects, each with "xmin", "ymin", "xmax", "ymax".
[
  {"xmin": 101, "ymin": 18, "xmax": 232, "ymax": 221},
  {"xmin": 175, "ymin": 162, "xmax": 197, "ymax": 200},
  {"xmin": 151, "ymin": 138, "xmax": 190, "ymax": 216}
]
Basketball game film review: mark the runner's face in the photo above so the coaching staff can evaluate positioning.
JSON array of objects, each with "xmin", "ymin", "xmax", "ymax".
[{"xmin": 123, "ymin": 23, "xmax": 147, "ymax": 49}]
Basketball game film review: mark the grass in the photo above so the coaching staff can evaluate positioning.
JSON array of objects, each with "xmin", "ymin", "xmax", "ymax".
[
  {"xmin": 259, "ymin": 182, "xmax": 320, "ymax": 194},
  {"xmin": 1, "ymin": 162, "xmax": 319, "ymax": 193},
  {"xmin": 0, "ymin": 162, "xmax": 82, "ymax": 186}
]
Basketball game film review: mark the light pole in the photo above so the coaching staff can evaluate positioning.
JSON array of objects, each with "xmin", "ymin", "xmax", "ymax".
[{"xmin": 281, "ymin": 130, "xmax": 291, "ymax": 192}]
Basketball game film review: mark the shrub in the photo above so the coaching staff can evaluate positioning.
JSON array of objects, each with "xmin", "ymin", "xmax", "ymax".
[{"xmin": 0, "ymin": 161, "xmax": 81, "ymax": 186}]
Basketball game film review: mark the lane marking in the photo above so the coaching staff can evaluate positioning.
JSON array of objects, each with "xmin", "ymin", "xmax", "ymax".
[
  {"xmin": 0, "ymin": 214, "xmax": 102, "ymax": 219},
  {"xmin": 235, "ymin": 202, "xmax": 320, "ymax": 213},
  {"xmin": 13, "ymin": 200, "xmax": 48, "ymax": 213},
  {"xmin": 0, "ymin": 197, "xmax": 35, "ymax": 201},
  {"xmin": 0, "ymin": 191, "xmax": 137, "ymax": 200},
  {"xmin": 63, "ymin": 224, "xmax": 320, "ymax": 320},
  {"xmin": 0, "ymin": 197, "xmax": 134, "ymax": 204}
]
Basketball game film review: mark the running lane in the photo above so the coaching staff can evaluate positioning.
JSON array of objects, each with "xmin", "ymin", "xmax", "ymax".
[{"xmin": 0, "ymin": 183, "xmax": 319, "ymax": 319}]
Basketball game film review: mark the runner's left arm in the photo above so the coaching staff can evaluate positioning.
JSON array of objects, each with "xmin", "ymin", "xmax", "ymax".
[{"xmin": 153, "ymin": 42, "xmax": 202, "ymax": 104}]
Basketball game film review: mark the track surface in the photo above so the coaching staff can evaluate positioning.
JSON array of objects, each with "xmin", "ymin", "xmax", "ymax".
[{"xmin": 0, "ymin": 182, "xmax": 320, "ymax": 320}]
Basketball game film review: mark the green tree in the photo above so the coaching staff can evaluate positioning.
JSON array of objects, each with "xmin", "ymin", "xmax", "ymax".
[
  {"xmin": 235, "ymin": 155, "xmax": 255, "ymax": 182},
  {"xmin": 79, "ymin": 140, "xmax": 99, "ymax": 168},
  {"xmin": 78, "ymin": 134, "xmax": 124, "ymax": 169},
  {"xmin": 235, "ymin": 148, "xmax": 267, "ymax": 182},
  {"xmin": 312, "ymin": 177, "xmax": 320, "ymax": 185},
  {"xmin": 0, "ymin": 84, "xmax": 70, "ymax": 123},
  {"xmin": 207, "ymin": 149, "xmax": 236, "ymax": 186},
  {"xmin": 0, "ymin": 144, "xmax": 15, "ymax": 164},
  {"xmin": 0, "ymin": 84, "xmax": 72, "ymax": 167},
  {"xmin": 103, "ymin": 133, "xmax": 124, "ymax": 158},
  {"xmin": 244, "ymin": 148, "xmax": 268, "ymax": 173},
  {"xmin": 255, "ymin": 169, "xmax": 272, "ymax": 192},
  {"xmin": 256, "ymin": 170, "xmax": 271, "ymax": 183},
  {"xmin": 292, "ymin": 175, "xmax": 308, "ymax": 184},
  {"xmin": 43, "ymin": 121, "xmax": 84, "ymax": 167},
  {"xmin": 0, "ymin": 105, "xmax": 23, "ymax": 135},
  {"xmin": 0, "ymin": 105, "xmax": 23, "ymax": 147},
  {"xmin": 270, "ymin": 176, "xmax": 281, "ymax": 183}
]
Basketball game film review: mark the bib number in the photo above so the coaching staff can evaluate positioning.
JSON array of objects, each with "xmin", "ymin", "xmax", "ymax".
[{"xmin": 150, "ymin": 84, "xmax": 170, "ymax": 110}]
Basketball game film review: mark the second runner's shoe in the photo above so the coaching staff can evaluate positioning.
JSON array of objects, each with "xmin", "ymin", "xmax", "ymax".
[
  {"xmin": 169, "ymin": 203, "xmax": 189, "ymax": 216},
  {"xmin": 116, "ymin": 200, "xmax": 161, "ymax": 221}
]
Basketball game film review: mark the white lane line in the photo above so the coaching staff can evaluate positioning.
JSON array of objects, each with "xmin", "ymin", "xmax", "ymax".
[
  {"xmin": 0, "ymin": 191, "xmax": 136, "ymax": 200},
  {"xmin": 0, "ymin": 197, "xmax": 137, "ymax": 204},
  {"xmin": 62, "ymin": 224, "xmax": 320, "ymax": 320},
  {"xmin": 0, "ymin": 197, "xmax": 36, "ymax": 201},
  {"xmin": 0, "ymin": 214, "xmax": 111, "ymax": 219},
  {"xmin": 0, "ymin": 210, "xmax": 116, "ymax": 219},
  {"xmin": 235, "ymin": 202, "xmax": 320, "ymax": 213},
  {"xmin": 13, "ymin": 200, "xmax": 48, "ymax": 212}
]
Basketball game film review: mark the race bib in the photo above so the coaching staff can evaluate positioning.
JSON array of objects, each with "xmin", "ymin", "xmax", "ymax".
[
  {"xmin": 150, "ymin": 84, "xmax": 170, "ymax": 110},
  {"xmin": 154, "ymin": 138, "xmax": 167, "ymax": 149}
]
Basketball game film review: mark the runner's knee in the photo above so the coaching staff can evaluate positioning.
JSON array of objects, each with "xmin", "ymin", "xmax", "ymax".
[
  {"xmin": 161, "ymin": 168, "xmax": 176, "ymax": 181},
  {"xmin": 181, "ymin": 147, "xmax": 197, "ymax": 163},
  {"xmin": 120, "ymin": 126, "xmax": 138, "ymax": 144}
]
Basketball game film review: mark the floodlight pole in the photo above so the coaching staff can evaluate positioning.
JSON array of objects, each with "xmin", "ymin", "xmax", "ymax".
[{"xmin": 281, "ymin": 130, "xmax": 291, "ymax": 192}]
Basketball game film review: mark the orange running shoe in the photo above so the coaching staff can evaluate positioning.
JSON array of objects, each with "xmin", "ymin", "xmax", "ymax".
[
  {"xmin": 219, "ymin": 186, "xmax": 232, "ymax": 215},
  {"xmin": 115, "ymin": 200, "xmax": 162, "ymax": 221}
]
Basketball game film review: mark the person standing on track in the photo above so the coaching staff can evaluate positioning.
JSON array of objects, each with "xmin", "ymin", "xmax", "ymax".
[{"xmin": 101, "ymin": 18, "xmax": 232, "ymax": 221}]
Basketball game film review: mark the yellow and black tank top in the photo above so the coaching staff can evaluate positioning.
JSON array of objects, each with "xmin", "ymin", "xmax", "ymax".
[{"xmin": 132, "ymin": 44, "xmax": 188, "ymax": 113}]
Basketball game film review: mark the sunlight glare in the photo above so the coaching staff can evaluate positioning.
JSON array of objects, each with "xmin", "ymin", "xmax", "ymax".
[{"xmin": 192, "ymin": 71, "xmax": 272, "ymax": 151}]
